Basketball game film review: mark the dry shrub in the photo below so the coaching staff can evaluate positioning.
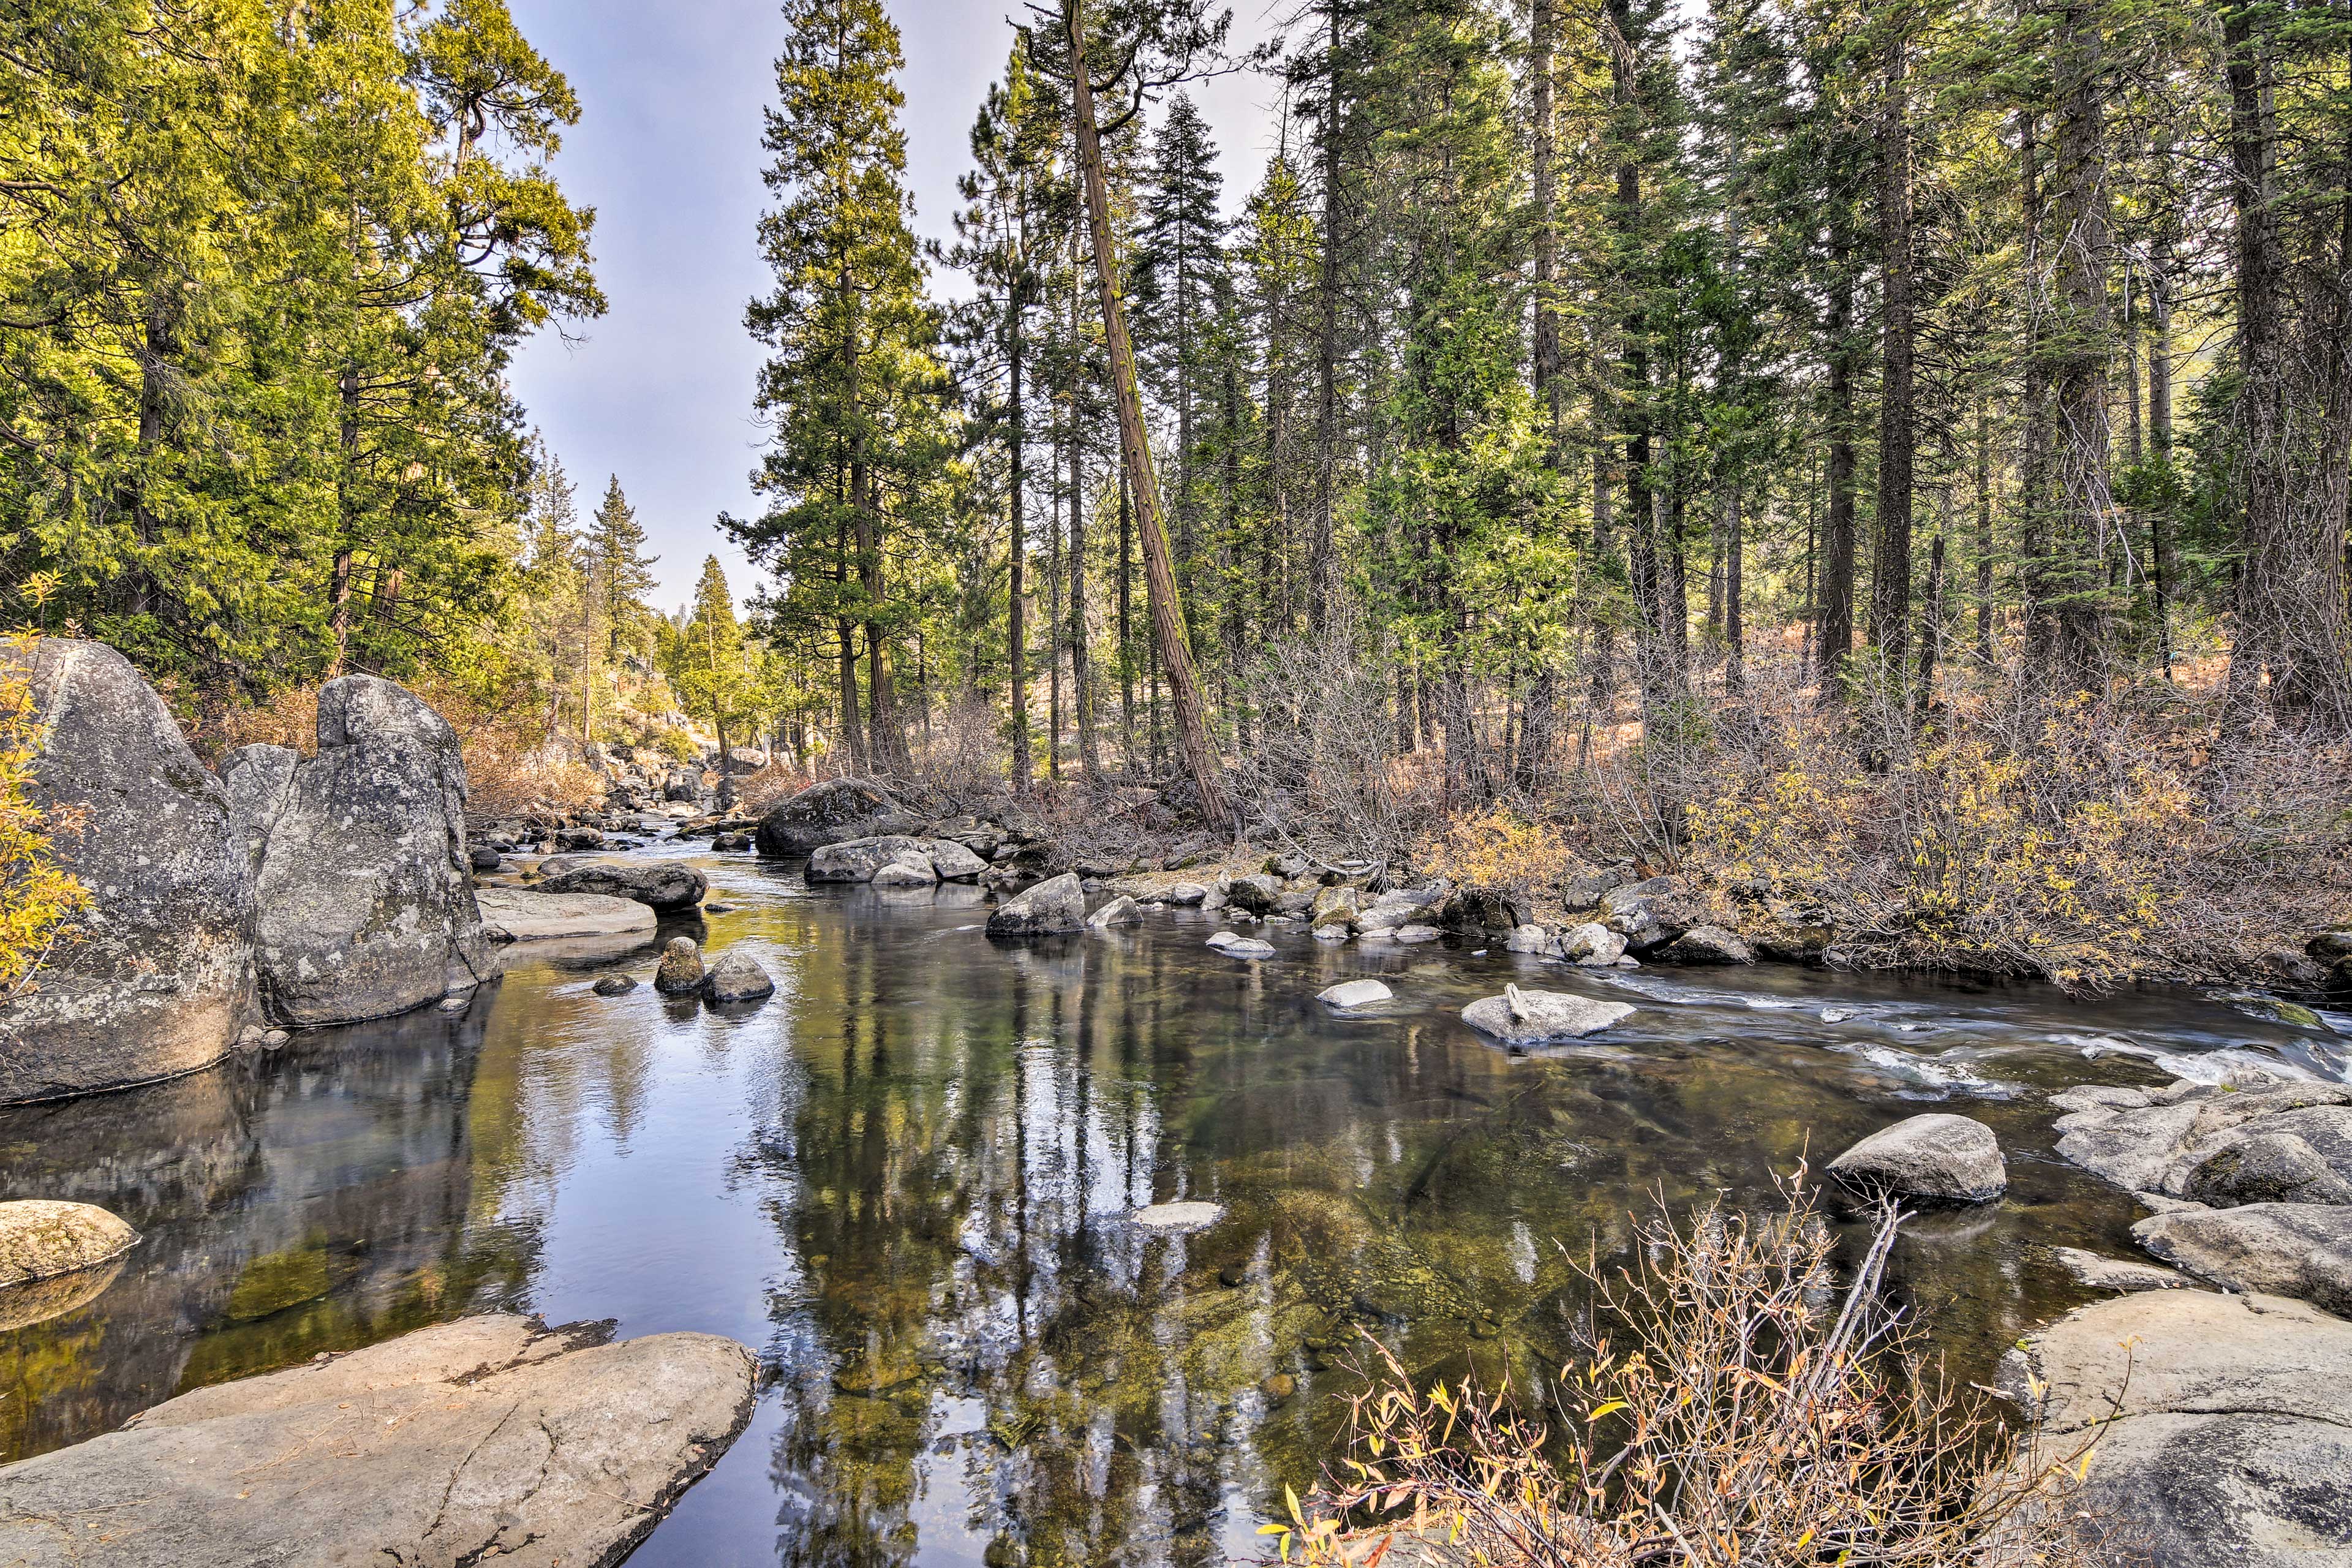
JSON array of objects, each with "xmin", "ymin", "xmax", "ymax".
[
  {"xmin": 1238, "ymin": 606, "xmax": 1442, "ymax": 862},
  {"xmin": 907, "ymin": 695, "xmax": 1012, "ymax": 810},
  {"xmin": 1281, "ymin": 1185, "xmax": 2107, "ymax": 1568},
  {"xmin": 185, "ymin": 676, "xmax": 603, "ymax": 820},
  {"xmin": 733, "ymin": 761, "xmax": 816, "ymax": 816},
  {"xmin": 1420, "ymin": 807, "xmax": 1596, "ymax": 910}
]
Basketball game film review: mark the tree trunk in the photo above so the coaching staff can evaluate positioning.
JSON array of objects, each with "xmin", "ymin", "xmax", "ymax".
[
  {"xmin": 2047, "ymin": 0, "xmax": 2114, "ymax": 690},
  {"xmin": 1871, "ymin": 25, "xmax": 1915, "ymax": 668},
  {"xmin": 1009, "ymin": 299, "xmax": 1032, "ymax": 786},
  {"xmin": 1308, "ymin": 0, "xmax": 1344, "ymax": 631},
  {"xmin": 1819, "ymin": 228, "xmax": 1859, "ymax": 682},
  {"xmin": 1119, "ymin": 462, "xmax": 1135, "ymax": 769},
  {"xmin": 1063, "ymin": 0, "xmax": 1232, "ymax": 830}
]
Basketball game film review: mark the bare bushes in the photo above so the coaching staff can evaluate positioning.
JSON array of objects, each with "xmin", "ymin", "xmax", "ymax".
[
  {"xmin": 1281, "ymin": 1185, "xmax": 2105, "ymax": 1568},
  {"xmin": 1565, "ymin": 650, "xmax": 2351, "ymax": 989},
  {"xmin": 1238, "ymin": 609, "xmax": 1442, "ymax": 864},
  {"xmin": 904, "ymin": 695, "xmax": 1013, "ymax": 812}
]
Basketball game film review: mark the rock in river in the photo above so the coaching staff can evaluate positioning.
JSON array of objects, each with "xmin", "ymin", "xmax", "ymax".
[
  {"xmin": 0, "ymin": 1314, "xmax": 757, "ymax": 1568},
  {"xmin": 224, "ymin": 675, "xmax": 495, "ymax": 1028},
  {"xmin": 536, "ymin": 858, "xmax": 707, "ymax": 913},
  {"xmin": 986, "ymin": 871, "xmax": 1085, "ymax": 937},
  {"xmin": 2001, "ymin": 1287, "xmax": 2352, "ymax": 1568},
  {"xmin": 807, "ymin": 834, "xmax": 930, "ymax": 883},
  {"xmin": 591, "ymin": 971, "xmax": 638, "ymax": 997},
  {"xmin": 1656, "ymin": 924, "xmax": 1756, "ymax": 965},
  {"xmin": 1087, "ymin": 895, "xmax": 1141, "ymax": 930},
  {"xmin": 476, "ymin": 887, "xmax": 657, "ymax": 943},
  {"xmin": 2052, "ymin": 1081, "xmax": 2352, "ymax": 1202},
  {"xmin": 702, "ymin": 949, "xmax": 776, "ymax": 1005},
  {"xmin": 0, "ymin": 1200, "xmax": 137, "ymax": 1286},
  {"xmin": 1460, "ymin": 985, "xmax": 1635, "ymax": 1046},
  {"xmin": 654, "ymin": 937, "xmax": 705, "ymax": 995},
  {"xmin": 0, "ymin": 638, "xmax": 257, "ymax": 1103},
  {"xmin": 1826, "ymin": 1113, "xmax": 2007, "ymax": 1204},
  {"xmin": 1319, "ymin": 979, "xmax": 1393, "ymax": 1011},
  {"xmin": 1130, "ymin": 1201, "xmax": 1226, "ymax": 1234},
  {"xmin": 754, "ymin": 777, "xmax": 916, "ymax": 858},
  {"xmin": 2133, "ymin": 1203, "xmax": 2352, "ymax": 1315}
]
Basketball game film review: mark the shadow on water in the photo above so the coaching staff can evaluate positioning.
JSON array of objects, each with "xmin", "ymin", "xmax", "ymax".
[{"xmin": 0, "ymin": 841, "xmax": 2339, "ymax": 1566}]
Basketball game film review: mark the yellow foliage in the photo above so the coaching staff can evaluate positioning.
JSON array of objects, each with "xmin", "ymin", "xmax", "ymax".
[
  {"xmin": 0, "ymin": 638, "xmax": 89, "ymax": 996},
  {"xmin": 1689, "ymin": 714, "xmax": 2217, "ymax": 989},
  {"xmin": 1421, "ymin": 807, "xmax": 1591, "ymax": 902}
]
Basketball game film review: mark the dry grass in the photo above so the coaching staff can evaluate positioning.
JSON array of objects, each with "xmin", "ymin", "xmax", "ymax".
[{"xmin": 1280, "ymin": 1183, "xmax": 2110, "ymax": 1568}]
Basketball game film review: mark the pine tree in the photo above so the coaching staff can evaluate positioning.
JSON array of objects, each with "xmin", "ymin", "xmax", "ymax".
[{"xmin": 731, "ymin": 0, "xmax": 945, "ymax": 777}]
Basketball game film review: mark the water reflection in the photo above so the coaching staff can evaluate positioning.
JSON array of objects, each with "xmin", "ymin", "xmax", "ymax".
[{"xmin": 0, "ymin": 849, "xmax": 2336, "ymax": 1566}]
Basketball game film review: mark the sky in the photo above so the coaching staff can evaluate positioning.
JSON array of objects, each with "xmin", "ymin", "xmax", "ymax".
[{"xmin": 503, "ymin": 0, "xmax": 1287, "ymax": 614}]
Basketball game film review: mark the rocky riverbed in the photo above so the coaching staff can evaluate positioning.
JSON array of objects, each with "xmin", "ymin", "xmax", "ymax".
[{"xmin": 0, "ymin": 651, "xmax": 2346, "ymax": 1565}]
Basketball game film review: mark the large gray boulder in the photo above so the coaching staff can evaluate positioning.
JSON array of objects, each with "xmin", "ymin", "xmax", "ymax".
[
  {"xmin": 986, "ymin": 871, "xmax": 1085, "ymax": 937},
  {"xmin": 223, "ymin": 676, "xmax": 495, "ymax": 1027},
  {"xmin": 807, "ymin": 834, "xmax": 930, "ymax": 883},
  {"xmin": 0, "ymin": 639, "xmax": 256, "ymax": 1102},
  {"xmin": 535, "ymin": 858, "xmax": 707, "ymax": 913},
  {"xmin": 2054, "ymin": 1082, "xmax": 2352, "ymax": 1201},
  {"xmin": 1461, "ymin": 985, "xmax": 1635, "ymax": 1046},
  {"xmin": 753, "ymin": 777, "xmax": 914, "ymax": 857},
  {"xmin": 701, "ymin": 949, "xmax": 775, "ymax": 1005},
  {"xmin": 1826, "ymin": 1114, "xmax": 2007, "ymax": 1205},
  {"xmin": 0, "ymin": 1314, "xmax": 757, "ymax": 1568},
  {"xmin": 2001, "ymin": 1289, "xmax": 2352, "ymax": 1568},
  {"xmin": 2133, "ymin": 1203, "xmax": 2352, "ymax": 1315}
]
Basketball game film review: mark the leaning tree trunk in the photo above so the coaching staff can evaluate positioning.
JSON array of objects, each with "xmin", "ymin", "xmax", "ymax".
[{"xmin": 1063, "ymin": 0, "xmax": 1232, "ymax": 831}]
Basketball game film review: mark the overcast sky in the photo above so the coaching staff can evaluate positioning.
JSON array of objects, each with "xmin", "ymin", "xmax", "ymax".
[{"xmin": 503, "ymin": 0, "xmax": 1286, "ymax": 612}]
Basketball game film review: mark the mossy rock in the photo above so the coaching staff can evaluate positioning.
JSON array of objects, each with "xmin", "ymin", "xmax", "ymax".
[{"xmin": 0, "ymin": 1200, "xmax": 137, "ymax": 1288}]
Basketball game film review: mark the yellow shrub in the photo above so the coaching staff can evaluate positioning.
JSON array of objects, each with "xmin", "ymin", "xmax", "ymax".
[
  {"xmin": 1422, "ymin": 807, "xmax": 1591, "ymax": 904},
  {"xmin": 0, "ymin": 639, "xmax": 89, "ymax": 995}
]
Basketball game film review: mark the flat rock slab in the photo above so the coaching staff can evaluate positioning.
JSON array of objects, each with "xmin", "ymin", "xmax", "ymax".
[
  {"xmin": 0, "ymin": 1314, "xmax": 757, "ymax": 1568},
  {"xmin": 2133, "ymin": 1201, "xmax": 2352, "ymax": 1316},
  {"xmin": 1461, "ymin": 986, "xmax": 1635, "ymax": 1046},
  {"xmin": 536, "ymin": 859, "xmax": 708, "ymax": 913},
  {"xmin": 1319, "ymin": 979, "xmax": 1393, "ymax": 1010},
  {"xmin": 0, "ymin": 1200, "xmax": 136, "ymax": 1286},
  {"xmin": 2002, "ymin": 1289, "xmax": 2352, "ymax": 1568},
  {"xmin": 478, "ymin": 887, "xmax": 657, "ymax": 942},
  {"xmin": 1129, "ymin": 1202, "xmax": 1226, "ymax": 1234}
]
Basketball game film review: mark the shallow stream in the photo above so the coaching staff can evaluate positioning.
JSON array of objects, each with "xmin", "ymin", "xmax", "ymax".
[{"xmin": 1, "ymin": 845, "xmax": 2344, "ymax": 1566}]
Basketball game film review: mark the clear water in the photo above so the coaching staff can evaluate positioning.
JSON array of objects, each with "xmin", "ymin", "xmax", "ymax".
[{"xmin": 0, "ymin": 844, "xmax": 2341, "ymax": 1566}]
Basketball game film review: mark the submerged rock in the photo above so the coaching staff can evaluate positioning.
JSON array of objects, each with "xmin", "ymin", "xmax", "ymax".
[
  {"xmin": 1129, "ymin": 1201, "xmax": 1226, "ymax": 1234},
  {"xmin": 0, "ymin": 1315, "xmax": 756, "ymax": 1568},
  {"xmin": 0, "ymin": 639, "xmax": 256, "ymax": 1103},
  {"xmin": 590, "ymin": 971, "xmax": 638, "ymax": 997},
  {"xmin": 1317, "ymin": 979, "xmax": 1393, "ymax": 1011},
  {"xmin": 701, "ymin": 950, "xmax": 775, "ymax": 1005},
  {"xmin": 654, "ymin": 937, "xmax": 705, "ymax": 995},
  {"xmin": 475, "ymin": 887, "xmax": 657, "ymax": 943},
  {"xmin": 1461, "ymin": 985, "xmax": 1635, "ymax": 1046},
  {"xmin": 225, "ymin": 676, "xmax": 495, "ymax": 1028},
  {"xmin": 0, "ymin": 1200, "xmax": 137, "ymax": 1286},
  {"xmin": 2133, "ymin": 1202, "xmax": 2352, "ymax": 1314},
  {"xmin": 986, "ymin": 872, "xmax": 1085, "ymax": 937},
  {"xmin": 535, "ymin": 858, "xmax": 707, "ymax": 913},
  {"xmin": 1826, "ymin": 1114, "xmax": 2007, "ymax": 1205},
  {"xmin": 2046, "ymin": 1245, "xmax": 2185, "ymax": 1293},
  {"xmin": 2002, "ymin": 1288, "xmax": 2352, "ymax": 1568},
  {"xmin": 1210, "ymin": 933, "xmax": 1276, "ymax": 959}
]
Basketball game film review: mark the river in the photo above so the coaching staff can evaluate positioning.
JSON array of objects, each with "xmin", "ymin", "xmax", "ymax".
[{"xmin": 0, "ymin": 842, "xmax": 2342, "ymax": 1566}]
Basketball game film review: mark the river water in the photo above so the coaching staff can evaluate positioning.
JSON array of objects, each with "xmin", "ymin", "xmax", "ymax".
[{"xmin": 1, "ymin": 843, "xmax": 2343, "ymax": 1566}]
